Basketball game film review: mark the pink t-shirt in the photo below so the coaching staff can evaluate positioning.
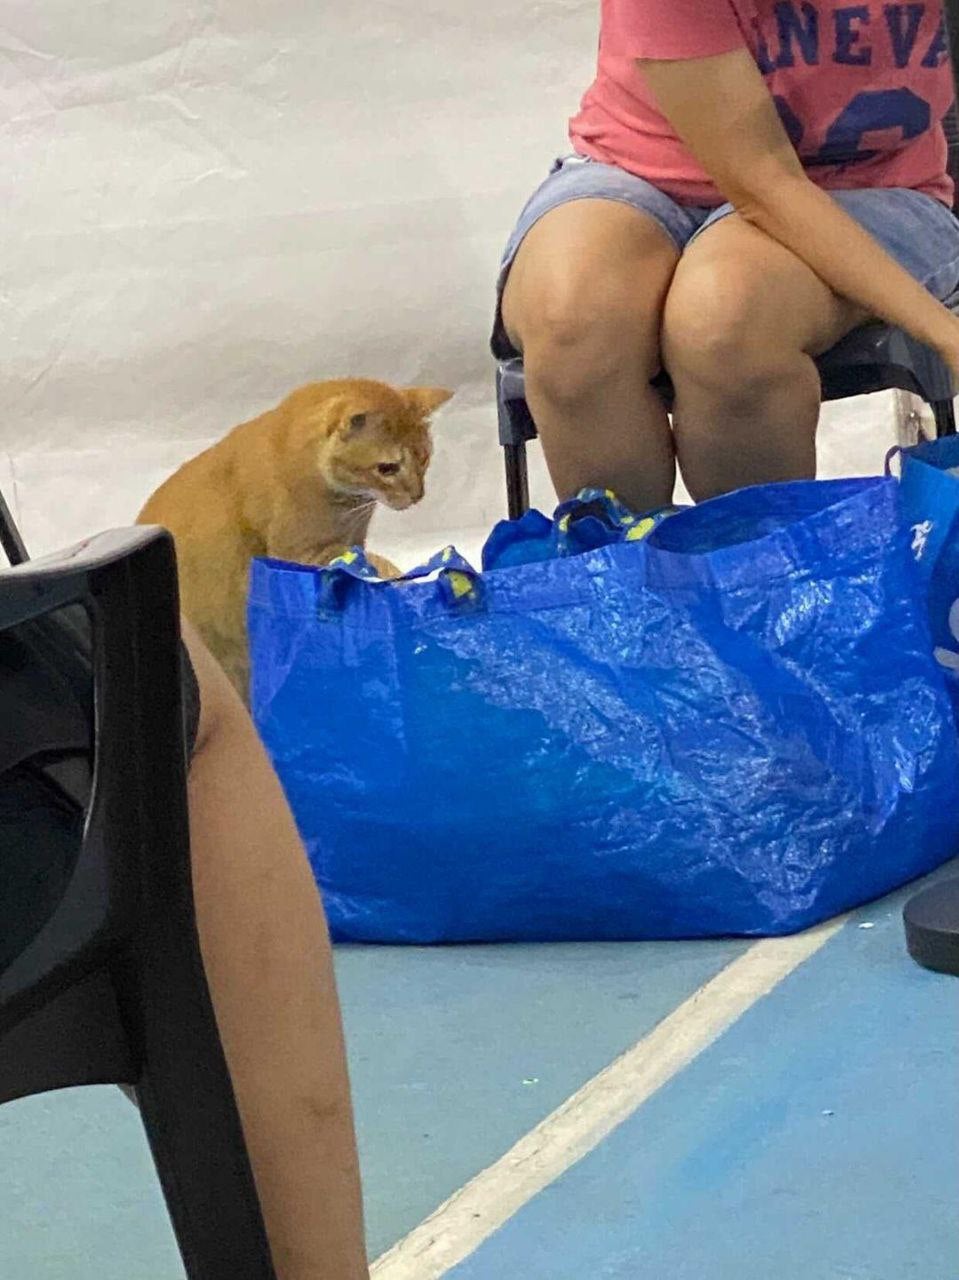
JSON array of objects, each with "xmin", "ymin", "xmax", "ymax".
[{"xmin": 569, "ymin": 1, "xmax": 954, "ymax": 206}]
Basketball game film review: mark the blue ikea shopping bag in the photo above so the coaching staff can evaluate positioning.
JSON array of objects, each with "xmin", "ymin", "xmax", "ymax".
[
  {"xmin": 248, "ymin": 477, "xmax": 959, "ymax": 944},
  {"xmin": 895, "ymin": 436, "xmax": 959, "ymax": 707}
]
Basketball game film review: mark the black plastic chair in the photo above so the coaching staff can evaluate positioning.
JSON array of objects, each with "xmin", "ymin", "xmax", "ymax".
[
  {"xmin": 496, "ymin": 116, "xmax": 959, "ymax": 521},
  {"xmin": 0, "ymin": 521, "xmax": 277, "ymax": 1279}
]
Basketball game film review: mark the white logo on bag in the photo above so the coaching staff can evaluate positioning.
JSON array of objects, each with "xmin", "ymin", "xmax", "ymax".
[
  {"xmin": 912, "ymin": 520, "xmax": 934, "ymax": 560},
  {"xmin": 934, "ymin": 600, "xmax": 959, "ymax": 672}
]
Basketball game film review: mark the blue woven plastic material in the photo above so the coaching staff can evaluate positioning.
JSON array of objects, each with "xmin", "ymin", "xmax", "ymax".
[{"xmin": 249, "ymin": 478, "xmax": 959, "ymax": 943}]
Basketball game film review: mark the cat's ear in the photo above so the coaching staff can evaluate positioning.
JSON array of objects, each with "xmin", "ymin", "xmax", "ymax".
[
  {"xmin": 404, "ymin": 387, "xmax": 453, "ymax": 418},
  {"xmin": 337, "ymin": 409, "xmax": 383, "ymax": 438}
]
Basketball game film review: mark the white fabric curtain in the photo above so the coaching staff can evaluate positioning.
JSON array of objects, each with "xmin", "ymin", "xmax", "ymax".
[{"xmin": 0, "ymin": 1, "xmax": 905, "ymax": 563}]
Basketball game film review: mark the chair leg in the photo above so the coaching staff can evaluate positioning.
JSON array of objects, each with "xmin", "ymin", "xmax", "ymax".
[
  {"xmin": 110, "ymin": 536, "xmax": 277, "ymax": 1278},
  {"xmin": 0, "ymin": 485, "xmax": 28, "ymax": 565},
  {"xmin": 504, "ymin": 443, "xmax": 530, "ymax": 520},
  {"xmin": 933, "ymin": 398, "xmax": 957, "ymax": 438},
  {"xmin": 114, "ymin": 808, "xmax": 276, "ymax": 1280},
  {"xmin": 120, "ymin": 895, "xmax": 277, "ymax": 1279}
]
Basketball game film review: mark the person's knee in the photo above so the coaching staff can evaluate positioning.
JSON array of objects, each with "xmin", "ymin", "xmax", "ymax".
[
  {"xmin": 511, "ymin": 270, "xmax": 658, "ymax": 406},
  {"xmin": 663, "ymin": 263, "xmax": 796, "ymax": 398},
  {"xmin": 503, "ymin": 205, "xmax": 676, "ymax": 407}
]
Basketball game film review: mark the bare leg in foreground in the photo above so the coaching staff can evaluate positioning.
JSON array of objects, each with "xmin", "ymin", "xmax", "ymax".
[{"xmin": 184, "ymin": 621, "xmax": 368, "ymax": 1280}]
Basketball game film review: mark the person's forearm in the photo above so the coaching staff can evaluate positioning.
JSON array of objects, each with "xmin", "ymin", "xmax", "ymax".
[
  {"xmin": 637, "ymin": 47, "xmax": 959, "ymax": 369},
  {"xmin": 737, "ymin": 173, "xmax": 959, "ymax": 357}
]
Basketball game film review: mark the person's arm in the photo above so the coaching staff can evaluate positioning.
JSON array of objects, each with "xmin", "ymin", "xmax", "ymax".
[
  {"xmin": 183, "ymin": 621, "xmax": 368, "ymax": 1280},
  {"xmin": 639, "ymin": 48, "xmax": 959, "ymax": 374}
]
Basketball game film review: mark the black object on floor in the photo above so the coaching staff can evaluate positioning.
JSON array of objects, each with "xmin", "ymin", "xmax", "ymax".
[{"xmin": 903, "ymin": 879, "xmax": 959, "ymax": 977}]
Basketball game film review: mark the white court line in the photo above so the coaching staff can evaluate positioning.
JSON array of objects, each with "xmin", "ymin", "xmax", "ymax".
[{"xmin": 371, "ymin": 918, "xmax": 846, "ymax": 1280}]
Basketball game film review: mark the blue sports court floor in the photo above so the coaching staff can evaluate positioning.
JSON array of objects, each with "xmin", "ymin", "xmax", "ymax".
[{"xmin": 2, "ymin": 870, "xmax": 957, "ymax": 1279}]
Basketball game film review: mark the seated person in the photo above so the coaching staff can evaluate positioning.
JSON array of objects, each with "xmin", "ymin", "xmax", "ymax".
[
  {"xmin": 0, "ymin": 612, "xmax": 369, "ymax": 1280},
  {"xmin": 494, "ymin": 0, "xmax": 959, "ymax": 510}
]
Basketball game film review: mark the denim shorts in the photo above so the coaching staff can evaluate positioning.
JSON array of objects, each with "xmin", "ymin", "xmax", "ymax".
[{"xmin": 492, "ymin": 155, "xmax": 959, "ymax": 358}]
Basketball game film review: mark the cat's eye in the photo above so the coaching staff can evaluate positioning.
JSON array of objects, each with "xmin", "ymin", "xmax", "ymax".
[
  {"xmin": 349, "ymin": 413, "xmax": 368, "ymax": 431},
  {"xmin": 377, "ymin": 462, "xmax": 401, "ymax": 477}
]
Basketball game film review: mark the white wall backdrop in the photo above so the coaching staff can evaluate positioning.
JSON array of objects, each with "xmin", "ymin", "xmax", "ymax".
[{"xmin": 0, "ymin": 1, "xmax": 919, "ymax": 568}]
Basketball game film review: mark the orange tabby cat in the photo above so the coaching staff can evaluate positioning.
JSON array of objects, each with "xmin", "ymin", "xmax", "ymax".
[{"xmin": 138, "ymin": 378, "xmax": 452, "ymax": 697}]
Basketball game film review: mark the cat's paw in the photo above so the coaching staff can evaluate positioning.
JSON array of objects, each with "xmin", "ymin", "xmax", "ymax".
[{"xmin": 365, "ymin": 552, "xmax": 402, "ymax": 580}]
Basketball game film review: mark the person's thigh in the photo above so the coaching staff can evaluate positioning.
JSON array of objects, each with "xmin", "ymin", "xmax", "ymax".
[
  {"xmin": 501, "ymin": 198, "xmax": 682, "ymax": 381},
  {"xmin": 495, "ymin": 158, "xmax": 704, "ymax": 367},
  {"xmin": 663, "ymin": 210, "xmax": 866, "ymax": 382},
  {"xmin": 662, "ymin": 213, "xmax": 870, "ymax": 500},
  {"xmin": 664, "ymin": 187, "xmax": 959, "ymax": 379}
]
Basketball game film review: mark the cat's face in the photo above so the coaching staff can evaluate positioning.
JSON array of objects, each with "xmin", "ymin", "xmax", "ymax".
[{"xmin": 308, "ymin": 382, "xmax": 452, "ymax": 510}]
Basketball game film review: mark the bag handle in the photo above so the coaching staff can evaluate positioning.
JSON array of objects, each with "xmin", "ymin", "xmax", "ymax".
[
  {"xmin": 554, "ymin": 488, "xmax": 661, "ymax": 556},
  {"xmin": 319, "ymin": 545, "xmax": 483, "ymax": 613},
  {"xmin": 400, "ymin": 545, "xmax": 484, "ymax": 611}
]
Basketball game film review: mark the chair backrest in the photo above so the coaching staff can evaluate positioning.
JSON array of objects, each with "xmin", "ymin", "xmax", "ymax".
[
  {"xmin": 946, "ymin": 0, "xmax": 959, "ymax": 205},
  {"xmin": 0, "ymin": 528, "xmax": 278, "ymax": 1279},
  {"xmin": 946, "ymin": 106, "xmax": 959, "ymax": 214}
]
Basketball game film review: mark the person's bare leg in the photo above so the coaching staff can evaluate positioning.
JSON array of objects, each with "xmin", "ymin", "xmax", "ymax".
[
  {"xmin": 662, "ymin": 214, "xmax": 867, "ymax": 501},
  {"xmin": 182, "ymin": 621, "xmax": 367, "ymax": 1280},
  {"xmin": 502, "ymin": 200, "xmax": 680, "ymax": 511}
]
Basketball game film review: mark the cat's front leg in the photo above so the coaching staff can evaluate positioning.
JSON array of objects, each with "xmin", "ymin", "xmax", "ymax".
[
  {"xmin": 264, "ymin": 521, "xmax": 341, "ymax": 566},
  {"xmin": 267, "ymin": 537, "xmax": 402, "ymax": 580},
  {"xmin": 364, "ymin": 552, "xmax": 402, "ymax": 580},
  {"xmin": 296, "ymin": 546, "xmax": 402, "ymax": 580},
  {"xmin": 268, "ymin": 543, "xmax": 347, "ymax": 570}
]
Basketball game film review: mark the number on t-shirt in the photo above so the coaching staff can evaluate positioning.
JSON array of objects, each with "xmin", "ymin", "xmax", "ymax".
[{"xmin": 774, "ymin": 87, "xmax": 933, "ymax": 167}]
